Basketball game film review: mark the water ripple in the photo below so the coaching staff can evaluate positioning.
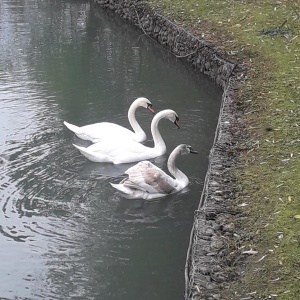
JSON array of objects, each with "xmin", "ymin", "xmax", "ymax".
[{"xmin": 0, "ymin": 0, "xmax": 222, "ymax": 299}]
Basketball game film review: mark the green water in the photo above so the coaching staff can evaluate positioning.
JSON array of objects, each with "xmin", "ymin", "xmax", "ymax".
[{"xmin": 0, "ymin": 1, "xmax": 222, "ymax": 299}]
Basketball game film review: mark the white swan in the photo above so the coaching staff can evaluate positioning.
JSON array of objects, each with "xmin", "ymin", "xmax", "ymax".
[
  {"xmin": 110, "ymin": 144, "xmax": 198, "ymax": 199},
  {"xmin": 63, "ymin": 97, "xmax": 154, "ymax": 143},
  {"xmin": 72, "ymin": 109, "xmax": 180, "ymax": 164}
]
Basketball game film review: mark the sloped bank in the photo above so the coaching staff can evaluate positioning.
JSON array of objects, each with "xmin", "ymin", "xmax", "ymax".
[{"xmin": 92, "ymin": 0, "xmax": 246, "ymax": 299}]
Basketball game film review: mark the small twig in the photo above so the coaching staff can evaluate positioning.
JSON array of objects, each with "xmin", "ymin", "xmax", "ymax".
[
  {"xmin": 175, "ymin": 49, "xmax": 198, "ymax": 58},
  {"xmin": 242, "ymin": 249, "xmax": 258, "ymax": 255},
  {"xmin": 279, "ymin": 19, "xmax": 287, "ymax": 29},
  {"xmin": 257, "ymin": 254, "xmax": 267, "ymax": 262},
  {"xmin": 134, "ymin": 6, "xmax": 148, "ymax": 37}
]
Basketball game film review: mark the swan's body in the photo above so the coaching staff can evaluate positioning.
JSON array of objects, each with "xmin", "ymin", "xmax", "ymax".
[
  {"xmin": 73, "ymin": 109, "xmax": 180, "ymax": 164},
  {"xmin": 64, "ymin": 97, "xmax": 154, "ymax": 143},
  {"xmin": 110, "ymin": 144, "xmax": 198, "ymax": 199}
]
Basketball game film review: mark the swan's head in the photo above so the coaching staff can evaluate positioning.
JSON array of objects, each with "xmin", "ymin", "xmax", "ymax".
[
  {"xmin": 166, "ymin": 110, "xmax": 180, "ymax": 129},
  {"xmin": 152, "ymin": 109, "xmax": 180, "ymax": 129},
  {"xmin": 179, "ymin": 144, "xmax": 198, "ymax": 155},
  {"xmin": 136, "ymin": 97, "xmax": 155, "ymax": 113}
]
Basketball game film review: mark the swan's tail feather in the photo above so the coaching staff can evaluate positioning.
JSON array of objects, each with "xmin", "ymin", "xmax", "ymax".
[
  {"xmin": 110, "ymin": 183, "xmax": 133, "ymax": 194},
  {"xmin": 73, "ymin": 144, "xmax": 111, "ymax": 163},
  {"xmin": 73, "ymin": 143, "xmax": 86, "ymax": 153},
  {"xmin": 110, "ymin": 183, "xmax": 145, "ymax": 199},
  {"xmin": 110, "ymin": 183, "xmax": 165, "ymax": 200},
  {"xmin": 64, "ymin": 121, "xmax": 81, "ymax": 134},
  {"xmin": 73, "ymin": 144, "xmax": 96, "ymax": 161}
]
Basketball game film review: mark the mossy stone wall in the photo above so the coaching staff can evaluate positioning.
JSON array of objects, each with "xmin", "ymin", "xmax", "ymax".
[
  {"xmin": 92, "ymin": 1, "xmax": 244, "ymax": 299},
  {"xmin": 93, "ymin": 0, "xmax": 236, "ymax": 88}
]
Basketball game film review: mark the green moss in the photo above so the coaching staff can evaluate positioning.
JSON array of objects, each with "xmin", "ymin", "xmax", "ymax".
[{"xmin": 148, "ymin": 0, "xmax": 300, "ymax": 298}]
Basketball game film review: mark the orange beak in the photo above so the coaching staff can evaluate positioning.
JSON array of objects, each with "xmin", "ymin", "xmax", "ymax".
[{"xmin": 147, "ymin": 104, "xmax": 155, "ymax": 114}]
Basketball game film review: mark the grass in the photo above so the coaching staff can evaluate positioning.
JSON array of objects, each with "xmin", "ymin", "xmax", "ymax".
[{"xmin": 147, "ymin": 0, "xmax": 300, "ymax": 298}]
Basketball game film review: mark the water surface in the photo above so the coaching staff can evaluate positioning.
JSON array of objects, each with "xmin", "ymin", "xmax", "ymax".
[{"xmin": 0, "ymin": 1, "xmax": 222, "ymax": 299}]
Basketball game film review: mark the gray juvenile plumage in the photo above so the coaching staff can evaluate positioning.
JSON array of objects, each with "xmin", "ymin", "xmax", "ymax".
[{"xmin": 110, "ymin": 144, "xmax": 198, "ymax": 199}]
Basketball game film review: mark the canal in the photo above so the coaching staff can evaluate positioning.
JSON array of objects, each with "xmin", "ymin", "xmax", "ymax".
[{"xmin": 0, "ymin": 0, "xmax": 222, "ymax": 299}]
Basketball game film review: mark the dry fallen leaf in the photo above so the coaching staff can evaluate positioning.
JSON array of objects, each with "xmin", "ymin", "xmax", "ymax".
[{"xmin": 242, "ymin": 249, "xmax": 258, "ymax": 255}]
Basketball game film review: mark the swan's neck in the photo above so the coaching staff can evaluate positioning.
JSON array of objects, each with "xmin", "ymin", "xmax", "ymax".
[
  {"xmin": 128, "ymin": 102, "xmax": 144, "ymax": 138},
  {"xmin": 151, "ymin": 112, "xmax": 166, "ymax": 154},
  {"xmin": 167, "ymin": 148, "xmax": 189, "ymax": 188}
]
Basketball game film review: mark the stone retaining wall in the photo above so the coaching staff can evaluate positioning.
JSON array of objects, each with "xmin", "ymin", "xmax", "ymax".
[
  {"xmin": 93, "ymin": 0, "xmax": 236, "ymax": 88},
  {"xmin": 92, "ymin": 1, "xmax": 245, "ymax": 299}
]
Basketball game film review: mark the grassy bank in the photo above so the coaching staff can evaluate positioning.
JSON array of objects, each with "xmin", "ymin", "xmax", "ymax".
[{"xmin": 148, "ymin": 0, "xmax": 300, "ymax": 298}]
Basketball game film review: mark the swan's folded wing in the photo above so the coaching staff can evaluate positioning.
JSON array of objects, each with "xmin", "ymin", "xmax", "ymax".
[
  {"xmin": 122, "ymin": 179, "xmax": 148, "ymax": 192},
  {"xmin": 125, "ymin": 161, "xmax": 176, "ymax": 194},
  {"xmin": 88, "ymin": 139, "xmax": 147, "ymax": 155},
  {"xmin": 82, "ymin": 123, "xmax": 135, "ymax": 141}
]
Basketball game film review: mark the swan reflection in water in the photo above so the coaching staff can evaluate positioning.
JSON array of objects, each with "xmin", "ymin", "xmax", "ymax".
[{"xmin": 114, "ymin": 187, "xmax": 191, "ymax": 223}]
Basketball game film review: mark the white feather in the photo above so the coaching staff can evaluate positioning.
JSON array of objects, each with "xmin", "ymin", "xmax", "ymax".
[
  {"xmin": 73, "ymin": 109, "xmax": 180, "ymax": 164},
  {"xmin": 64, "ymin": 97, "xmax": 154, "ymax": 143},
  {"xmin": 110, "ymin": 144, "xmax": 197, "ymax": 199}
]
